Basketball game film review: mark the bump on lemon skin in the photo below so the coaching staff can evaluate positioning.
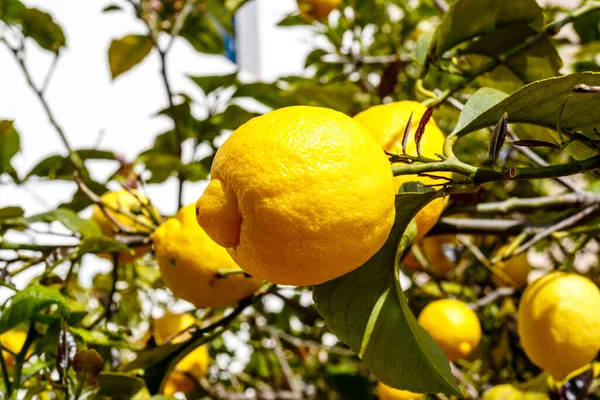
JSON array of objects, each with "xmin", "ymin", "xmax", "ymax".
[
  {"xmin": 152, "ymin": 312, "xmax": 210, "ymax": 395},
  {"xmin": 377, "ymin": 382, "xmax": 423, "ymax": 400},
  {"xmin": 491, "ymin": 245, "xmax": 531, "ymax": 288},
  {"xmin": 354, "ymin": 101, "xmax": 450, "ymax": 241},
  {"xmin": 0, "ymin": 330, "xmax": 27, "ymax": 369},
  {"xmin": 196, "ymin": 106, "xmax": 396, "ymax": 286},
  {"xmin": 90, "ymin": 189, "xmax": 158, "ymax": 263},
  {"xmin": 155, "ymin": 204, "xmax": 263, "ymax": 307},
  {"xmin": 517, "ymin": 272, "xmax": 600, "ymax": 381},
  {"xmin": 418, "ymin": 299, "xmax": 482, "ymax": 362},
  {"xmin": 297, "ymin": 0, "xmax": 341, "ymax": 21}
]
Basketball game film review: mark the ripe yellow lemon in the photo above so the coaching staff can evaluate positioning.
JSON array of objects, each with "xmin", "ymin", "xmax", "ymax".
[
  {"xmin": 297, "ymin": 0, "xmax": 341, "ymax": 21},
  {"xmin": 491, "ymin": 245, "xmax": 531, "ymax": 288},
  {"xmin": 418, "ymin": 299, "xmax": 481, "ymax": 362},
  {"xmin": 402, "ymin": 235, "xmax": 456, "ymax": 276},
  {"xmin": 196, "ymin": 106, "xmax": 396, "ymax": 286},
  {"xmin": 0, "ymin": 330, "xmax": 27, "ymax": 369},
  {"xmin": 153, "ymin": 312, "xmax": 210, "ymax": 394},
  {"xmin": 154, "ymin": 203, "xmax": 263, "ymax": 307},
  {"xmin": 377, "ymin": 382, "xmax": 423, "ymax": 400},
  {"xmin": 91, "ymin": 189, "xmax": 159, "ymax": 263},
  {"xmin": 517, "ymin": 272, "xmax": 600, "ymax": 381},
  {"xmin": 354, "ymin": 101, "xmax": 450, "ymax": 241}
]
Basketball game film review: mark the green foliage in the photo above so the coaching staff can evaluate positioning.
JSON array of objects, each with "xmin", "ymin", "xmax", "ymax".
[{"xmin": 108, "ymin": 35, "xmax": 154, "ymax": 79}]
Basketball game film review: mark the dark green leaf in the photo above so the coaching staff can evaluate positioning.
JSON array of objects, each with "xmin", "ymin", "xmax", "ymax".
[
  {"xmin": 427, "ymin": 0, "xmax": 542, "ymax": 62},
  {"xmin": 212, "ymin": 104, "xmax": 259, "ymax": 131},
  {"xmin": 304, "ymin": 48, "xmax": 328, "ymax": 68},
  {"xmin": 78, "ymin": 237, "xmax": 133, "ymax": 256},
  {"xmin": 511, "ymin": 139, "xmax": 561, "ymax": 149},
  {"xmin": 277, "ymin": 13, "xmax": 311, "ymax": 27},
  {"xmin": 0, "ymin": 0, "xmax": 26, "ymax": 24},
  {"xmin": 0, "ymin": 206, "xmax": 24, "ymax": 220},
  {"xmin": 313, "ymin": 193, "xmax": 461, "ymax": 396},
  {"xmin": 0, "ymin": 285, "xmax": 69, "ymax": 334},
  {"xmin": 108, "ymin": 34, "xmax": 153, "ymax": 79},
  {"xmin": 573, "ymin": 10, "xmax": 600, "ymax": 44},
  {"xmin": 26, "ymin": 154, "xmax": 72, "ymax": 180},
  {"xmin": 459, "ymin": 25, "xmax": 562, "ymax": 83},
  {"xmin": 189, "ymin": 72, "xmax": 237, "ymax": 95},
  {"xmin": 97, "ymin": 372, "xmax": 148, "ymax": 399},
  {"xmin": 25, "ymin": 208, "xmax": 101, "ymax": 238},
  {"xmin": 489, "ymin": 113, "xmax": 508, "ymax": 166},
  {"xmin": 0, "ymin": 121, "xmax": 20, "ymax": 174},
  {"xmin": 233, "ymin": 82, "xmax": 295, "ymax": 109},
  {"xmin": 20, "ymin": 8, "xmax": 66, "ymax": 53},
  {"xmin": 76, "ymin": 149, "xmax": 116, "ymax": 160},
  {"xmin": 180, "ymin": 12, "xmax": 224, "ymax": 55},
  {"xmin": 452, "ymin": 73, "xmax": 600, "ymax": 160},
  {"xmin": 102, "ymin": 4, "xmax": 122, "ymax": 12}
]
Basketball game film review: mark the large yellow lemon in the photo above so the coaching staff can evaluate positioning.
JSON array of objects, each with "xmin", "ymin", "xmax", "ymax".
[
  {"xmin": 418, "ymin": 299, "xmax": 481, "ymax": 362},
  {"xmin": 153, "ymin": 312, "xmax": 209, "ymax": 395},
  {"xmin": 196, "ymin": 106, "xmax": 396, "ymax": 286},
  {"xmin": 297, "ymin": 0, "xmax": 342, "ymax": 21},
  {"xmin": 354, "ymin": 101, "xmax": 450, "ymax": 241},
  {"xmin": 377, "ymin": 382, "xmax": 423, "ymax": 400},
  {"xmin": 154, "ymin": 203, "xmax": 263, "ymax": 307},
  {"xmin": 90, "ymin": 189, "xmax": 159, "ymax": 263},
  {"xmin": 518, "ymin": 272, "xmax": 600, "ymax": 380}
]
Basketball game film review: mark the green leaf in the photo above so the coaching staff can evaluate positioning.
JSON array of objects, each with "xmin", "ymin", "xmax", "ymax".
[
  {"xmin": 0, "ymin": 285, "xmax": 69, "ymax": 334},
  {"xmin": 573, "ymin": 10, "xmax": 600, "ymax": 44},
  {"xmin": 0, "ymin": 121, "xmax": 20, "ymax": 174},
  {"xmin": 102, "ymin": 4, "xmax": 122, "ymax": 12},
  {"xmin": 97, "ymin": 372, "xmax": 149, "ymax": 399},
  {"xmin": 0, "ymin": 0, "xmax": 26, "ymax": 24},
  {"xmin": 211, "ymin": 104, "xmax": 259, "ymax": 131},
  {"xmin": 233, "ymin": 82, "xmax": 295, "ymax": 109},
  {"xmin": 189, "ymin": 72, "xmax": 237, "ymax": 95},
  {"xmin": 26, "ymin": 154, "xmax": 72, "ymax": 180},
  {"xmin": 427, "ymin": 0, "xmax": 543, "ymax": 63},
  {"xmin": 72, "ymin": 349, "xmax": 104, "ymax": 385},
  {"xmin": 78, "ymin": 237, "xmax": 133, "ymax": 256},
  {"xmin": 313, "ymin": 193, "xmax": 462, "ymax": 396},
  {"xmin": 415, "ymin": 31, "xmax": 434, "ymax": 66},
  {"xmin": 20, "ymin": 8, "xmax": 66, "ymax": 53},
  {"xmin": 452, "ymin": 73, "xmax": 600, "ymax": 160},
  {"xmin": 277, "ymin": 13, "xmax": 311, "ymax": 27},
  {"xmin": 460, "ymin": 25, "xmax": 562, "ymax": 83},
  {"xmin": 108, "ymin": 35, "xmax": 153, "ymax": 79},
  {"xmin": 0, "ymin": 206, "xmax": 24, "ymax": 220},
  {"xmin": 180, "ymin": 12, "xmax": 224, "ymax": 55},
  {"xmin": 25, "ymin": 208, "xmax": 101, "ymax": 238},
  {"xmin": 304, "ymin": 48, "xmax": 328, "ymax": 68}
]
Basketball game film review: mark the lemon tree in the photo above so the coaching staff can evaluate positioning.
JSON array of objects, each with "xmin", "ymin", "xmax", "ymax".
[{"xmin": 4, "ymin": 0, "xmax": 600, "ymax": 398}]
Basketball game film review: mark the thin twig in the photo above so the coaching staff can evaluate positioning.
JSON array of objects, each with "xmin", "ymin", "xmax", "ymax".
[
  {"xmin": 270, "ymin": 331, "xmax": 303, "ymax": 399},
  {"xmin": 469, "ymin": 287, "xmax": 516, "ymax": 310},
  {"xmin": 512, "ymin": 204, "xmax": 600, "ymax": 257}
]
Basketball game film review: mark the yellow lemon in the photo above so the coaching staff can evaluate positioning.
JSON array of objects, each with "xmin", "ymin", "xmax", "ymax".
[
  {"xmin": 517, "ymin": 272, "xmax": 600, "ymax": 381},
  {"xmin": 0, "ymin": 330, "xmax": 27, "ymax": 369},
  {"xmin": 154, "ymin": 203, "xmax": 263, "ymax": 307},
  {"xmin": 402, "ymin": 235, "xmax": 456, "ymax": 276},
  {"xmin": 153, "ymin": 312, "xmax": 210, "ymax": 394},
  {"xmin": 196, "ymin": 106, "xmax": 396, "ymax": 286},
  {"xmin": 418, "ymin": 299, "xmax": 481, "ymax": 362},
  {"xmin": 354, "ymin": 101, "xmax": 450, "ymax": 241},
  {"xmin": 90, "ymin": 189, "xmax": 159, "ymax": 263},
  {"xmin": 297, "ymin": 0, "xmax": 341, "ymax": 21},
  {"xmin": 377, "ymin": 382, "xmax": 423, "ymax": 400},
  {"xmin": 491, "ymin": 245, "xmax": 531, "ymax": 288}
]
